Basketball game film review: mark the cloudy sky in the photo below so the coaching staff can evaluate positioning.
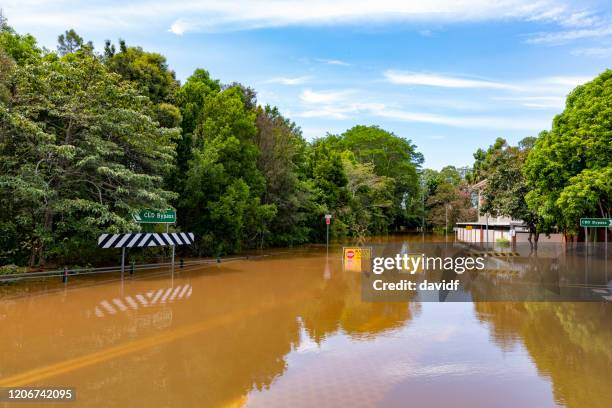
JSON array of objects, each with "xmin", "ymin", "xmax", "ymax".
[{"xmin": 3, "ymin": 0, "xmax": 611, "ymax": 168}]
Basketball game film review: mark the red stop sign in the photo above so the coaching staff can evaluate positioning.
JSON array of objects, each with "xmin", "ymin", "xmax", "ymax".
[
  {"xmin": 346, "ymin": 250, "xmax": 355, "ymax": 259},
  {"xmin": 326, "ymin": 218, "xmax": 330, "ymax": 225}
]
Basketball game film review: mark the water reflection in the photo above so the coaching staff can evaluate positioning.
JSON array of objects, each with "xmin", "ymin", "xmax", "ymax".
[
  {"xmin": 0, "ymin": 236, "xmax": 610, "ymax": 407},
  {"xmin": 475, "ymin": 302, "xmax": 612, "ymax": 408}
]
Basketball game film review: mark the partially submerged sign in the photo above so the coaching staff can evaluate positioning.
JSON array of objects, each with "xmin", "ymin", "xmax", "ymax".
[
  {"xmin": 343, "ymin": 247, "xmax": 372, "ymax": 272},
  {"xmin": 580, "ymin": 218, "xmax": 612, "ymax": 228},
  {"xmin": 98, "ymin": 232, "xmax": 194, "ymax": 248},
  {"xmin": 133, "ymin": 209, "xmax": 176, "ymax": 224}
]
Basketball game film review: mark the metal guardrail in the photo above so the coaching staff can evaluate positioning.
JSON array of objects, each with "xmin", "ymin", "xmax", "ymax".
[{"xmin": 0, "ymin": 255, "xmax": 265, "ymax": 283}]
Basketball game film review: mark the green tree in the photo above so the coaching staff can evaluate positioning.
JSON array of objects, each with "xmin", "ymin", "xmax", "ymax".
[
  {"xmin": 305, "ymin": 140, "xmax": 349, "ymax": 240},
  {"xmin": 104, "ymin": 40, "xmax": 179, "ymax": 104},
  {"xmin": 341, "ymin": 152, "xmax": 393, "ymax": 239},
  {"xmin": 480, "ymin": 139, "xmax": 541, "ymax": 245},
  {"xmin": 255, "ymin": 105, "xmax": 312, "ymax": 246},
  {"xmin": 468, "ymin": 137, "xmax": 507, "ymax": 183},
  {"xmin": 0, "ymin": 54, "xmax": 177, "ymax": 266},
  {"xmin": 524, "ymin": 70, "xmax": 612, "ymax": 235},
  {"xmin": 57, "ymin": 29, "xmax": 92, "ymax": 56},
  {"xmin": 0, "ymin": 21, "xmax": 40, "ymax": 64},
  {"xmin": 424, "ymin": 166, "xmax": 475, "ymax": 231},
  {"xmin": 340, "ymin": 125, "xmax": 423, "ymax": 228},
  {"xmin": 181, "ymin": 86, "xmax": 273, "ymax": 254},
  {"xmin": 171, "ymin": 69, "xmax": 221, "ymax": 196}
]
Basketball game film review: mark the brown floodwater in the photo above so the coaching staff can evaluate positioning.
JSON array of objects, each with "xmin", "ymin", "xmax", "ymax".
[{"xmin": 0, "ymin": 235, "xmax": 611, "ymax": 407}]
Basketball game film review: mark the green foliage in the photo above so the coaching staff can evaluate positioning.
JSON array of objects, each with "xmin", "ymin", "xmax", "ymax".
[
  {"xmin": 181, "ymin": 86, "xmax": 272, "ymax": 255},
  {"xmin": 255, "ymin": 106, "xmax": 312, "ymax": 246},
  {"xmin": 524, "ymin": 70, "xmax": 612, "ymax": 234},
  {"xmin": 0, "ymin": 23, "xmax": 40, "ymax": 64},
  {"xmin": 424, "ymin": 166, "xmax": 476, "ymax": 229},
  {"xmin": 1, "ymin": 22, "xmax": 430, "ymax": 265},
  {"xmin": 480, "ymin": 139, "xmax": 541, "ymax": 235},
  {"xmin": 0, "ymin": 53, "xmax": 177, "ymax": 266},
  {"xmin": 105, "ymin": 40, "xmax": 179, "ymax": 104},
  {"xmin": 57, "ymin": 29, "xmax": 92, "ymax": 56},
  {"xmin": 342, "ymin": 153, "xmax": 394, "ymax": 238},
  {"xmin": 340, "ymin": 125, "xmax": 423, "ymax": 227},
  {"xmin": 468, "ymin": 137, "xmax": 507, "ymax": 183}
]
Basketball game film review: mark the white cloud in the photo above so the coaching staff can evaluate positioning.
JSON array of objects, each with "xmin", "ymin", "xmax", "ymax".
[
  {"xmin": 384, "ymin": 71, "xmax": 515, "ymax": 89},
  {"xmin": 540, "ymin": 75, "xmax": 592, "ymax": 87},
  {"xmin": 1, "ymin": 0, "xmax": 602, "ymax": 34},
  {"xmin": 376, "ymin": 108, "xmax": 549, "ymax": 130},
  {"xmin": 491, "ymin": 96, "xmax": 566, "ymax": 109},
  {"xmin": 571, "ymin": 46, "xmax": 612, "ymax": 58},
  {"xmin": 266, "ymin": 76, "xmax": 311, "ymax": 85},
  {"xmin": 384, "ymin": 71, "xmax": 591, "ymax": 94},
  {"xmin": 526, "ymin": 26, "xmax": 612, "ymax": 44},
  {"xmin": 299, "ymin": 89, "xmax": 355, "ymax": 104},
  {"xmin": 317, "ymin": 58, "xmax": 351, "ymax": 66},
  {"xmin": 168, "ymin": 19, "xmax": 195, "ymax": 35},
  {"xmin": 295, "ymin": 86, "xmax": 550, "ymax": 129}
]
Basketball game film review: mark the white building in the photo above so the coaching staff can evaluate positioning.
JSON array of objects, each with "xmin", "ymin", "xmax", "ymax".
[{"xmin": 455, "ymin": 179, "xmax": 562, "ymax": 244}]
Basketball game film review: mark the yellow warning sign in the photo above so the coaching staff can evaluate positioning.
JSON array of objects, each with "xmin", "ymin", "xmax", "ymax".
[
  {"xmin": 465, "ymin": 225, "xmax": 473, "ymax": 230},
  {"xmin": 343, "ymin": 247, "xmax": 372, "ymax": 272}
]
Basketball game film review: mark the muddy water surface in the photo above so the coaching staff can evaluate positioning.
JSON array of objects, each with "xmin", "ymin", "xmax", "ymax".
[{"xmin": 0, "ymin": 236, "xmax": 610, "ymax": 407}]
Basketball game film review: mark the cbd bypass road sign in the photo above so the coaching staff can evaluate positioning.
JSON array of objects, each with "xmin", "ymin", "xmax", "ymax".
[
  {"xmin": 580, "ymin": 218, "xmax": 612, "ymax": 228},
  {"xmin": 132, "ymin": 209, "xmax": 176, "ymax": 224}
]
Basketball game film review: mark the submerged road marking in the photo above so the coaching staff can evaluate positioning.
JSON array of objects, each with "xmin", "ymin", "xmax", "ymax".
[{"xmin": 0, "ymin": 294, "xmax": 307, "ymax": 387}]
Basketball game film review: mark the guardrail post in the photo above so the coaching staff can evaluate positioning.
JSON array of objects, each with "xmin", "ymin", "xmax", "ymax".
[
  {"xmin": 216, "ymin": 257, "xmax": 221, "ymax": 263},
  {"xmin": 130, "ymin": 260, "xmax": 135, "ymax": 275},
  {"xmin": 180, "ymin": 258, "xmax": 184, "ymax": 268},
  {"xmin": 121, "ymin": 247, "xmax": 125, "ymax": 276},
  {"xmin": 62, "ymin": 266, "xmax": 68, "ymax": 284}
]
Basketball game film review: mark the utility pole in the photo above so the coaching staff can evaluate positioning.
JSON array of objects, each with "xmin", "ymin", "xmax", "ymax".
[
  {"xmin": 421, "ymin": 176, "xmax": 425, "ymax": 237},
  {"xmin": 445, "ymin": 204, "xmax": 449, "ymax": 243}
]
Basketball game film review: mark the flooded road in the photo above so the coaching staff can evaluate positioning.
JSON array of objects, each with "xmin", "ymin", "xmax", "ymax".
[{"xmin": 0, "ymin": 236, "xmax": 611, "ymax": 407}]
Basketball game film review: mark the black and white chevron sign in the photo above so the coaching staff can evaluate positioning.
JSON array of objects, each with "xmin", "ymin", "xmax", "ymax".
[{"xmin": 98, "ymin": 232, "xmax": 195, "ymax": 248}]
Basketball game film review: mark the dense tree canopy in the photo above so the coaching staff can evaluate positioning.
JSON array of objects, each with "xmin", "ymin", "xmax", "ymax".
[
  {"xmin": 423, "ymin": 166, "xmax": 476, "ymax": 231},
  {"xmin": 1, "ymin": 18, "xmax": 608, "ymax": 267},
  {"xmin": 0, "ymin": 50, "xmax": 177, "ymax": 266},
  {"xmin": 479, "ymin": 138, "xmax": 542, "ymax": 243},
  {"xmin": 524, "ymin": 70, "xmax": 612, "ymax": 234}
]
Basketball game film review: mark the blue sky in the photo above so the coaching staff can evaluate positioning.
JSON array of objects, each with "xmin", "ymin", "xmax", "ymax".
[{"xmin": 3, "ymin": 0, "xmax": 611, "ymax": 169}]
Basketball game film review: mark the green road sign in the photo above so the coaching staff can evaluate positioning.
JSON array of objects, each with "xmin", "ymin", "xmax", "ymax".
[
  {"xmin": 132, "ymin": 209, "xmax": 176, "ymax": 224},
  {"xmin": 580, "ymin": 218, "xmax": 612, "ymax": 228}
]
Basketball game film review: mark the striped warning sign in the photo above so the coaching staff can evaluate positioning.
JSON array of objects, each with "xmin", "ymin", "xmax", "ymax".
[{"xmin": 97, "ymin": 232, "xmax": 195, "ymax": 248}]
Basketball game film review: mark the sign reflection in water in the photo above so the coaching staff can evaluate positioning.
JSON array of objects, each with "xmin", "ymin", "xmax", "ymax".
[{"xmin": 0, "ymin": 235, "xmax": 609, "ymax": 407}]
